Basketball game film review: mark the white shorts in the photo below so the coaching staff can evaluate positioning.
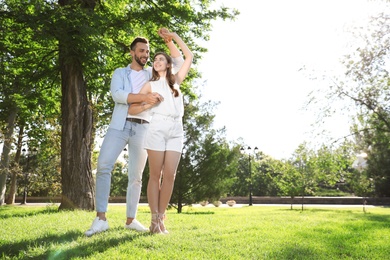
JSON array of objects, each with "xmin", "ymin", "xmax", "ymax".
[{"xmin": 144, "ymin": 114, "xmax": 184, "ymax": 153}]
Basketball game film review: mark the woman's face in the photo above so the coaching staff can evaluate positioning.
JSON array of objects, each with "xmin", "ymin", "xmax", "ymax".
[{"xmin": 153, "ymin": 54, "xmax": 169, "ymax": 72}]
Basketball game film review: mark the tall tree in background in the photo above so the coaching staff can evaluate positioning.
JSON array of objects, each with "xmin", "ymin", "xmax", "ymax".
[
  {"xmin": 252, "ymin": 154, "xmax": 280, "ymax": 196},
  {"xmin": 334, "ymin": 12, "xmax": 390, "ymax": 196},
  {"xmin": 56, "ymin": 0, "xmax": 95, "ymax": 209},
  {"xmin": 306, "ymin": 8, "xmax": 390, "ymax": 196},
  {"xmin": 172, "ymin": 92, "xmax": 240, "ymax": 213},
  {"xmin": 0, "ymin": 0, "xmax": 60, "ymax": 205}
]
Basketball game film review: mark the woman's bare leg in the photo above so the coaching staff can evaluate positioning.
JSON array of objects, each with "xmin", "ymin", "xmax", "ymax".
[
  {"xmin": 158, "ymin": 151, "xmax": 181, "ymax": 213},
  {"xmin": 147, "ymin": 150, "xmax": 165, "ymax": 232}
]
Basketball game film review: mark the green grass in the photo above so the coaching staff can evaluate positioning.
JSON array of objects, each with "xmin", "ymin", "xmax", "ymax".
[{"xmin": 1, "ymin": 204, "xmax": 389, "ymax": 259}]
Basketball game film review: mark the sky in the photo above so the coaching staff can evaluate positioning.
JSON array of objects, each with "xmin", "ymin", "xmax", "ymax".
[{"xmin": 196, "ymin": 0, "xmax": 386, "ymax": 159}]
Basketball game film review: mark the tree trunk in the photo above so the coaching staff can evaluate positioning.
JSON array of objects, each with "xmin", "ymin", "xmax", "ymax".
[
  {"xmin": 5, "ymin": 124, "xmax": 24, "ymax": 205},
  {"xmin": 0, "ymin": 107, "xmax": 17, "ymax": 205},
  {"xmin": 57, "ymin": 3, "xmax": 95, "ymax": 209},
  {"xmin": 177, "ymin": 196, "xmax": 182, "ymax": 213},
  {"xmin": 5, "ymin": 171, "xmax": 17, "ymax": 205},
  {"xmin": 58, "ymin": 54, "xmax": 94, "ymax": 210}
]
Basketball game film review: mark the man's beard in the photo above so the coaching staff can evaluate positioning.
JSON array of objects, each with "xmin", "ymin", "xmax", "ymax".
[{"xmin": 134, "ymin": 55, "xmax": 148, "ymax": 67}]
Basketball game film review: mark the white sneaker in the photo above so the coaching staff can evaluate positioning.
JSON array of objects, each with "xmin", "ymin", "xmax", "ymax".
[
  {"xmin": 85, "ymin": 217, "xmax": 109, "ymax": 237},
  {"xmin": 124, "ymin": 219, "xmax": 149, "ymax": 232}
]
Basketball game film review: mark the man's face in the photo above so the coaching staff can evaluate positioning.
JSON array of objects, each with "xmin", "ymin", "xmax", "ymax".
[{"xmin": 131, "ymin": 42, "xmax": 150, "ymax": 67}]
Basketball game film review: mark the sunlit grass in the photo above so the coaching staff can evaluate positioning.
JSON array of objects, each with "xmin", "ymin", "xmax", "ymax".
[{"xmin": 1, "ymin": 204, "xmax": 389, "ymax": 259}]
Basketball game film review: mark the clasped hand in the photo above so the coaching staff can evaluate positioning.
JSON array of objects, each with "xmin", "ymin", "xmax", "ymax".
[
  {"xmin": 146, "ymin": 92, "xmax": 164, "ymax": 105},
  {"xmin": 158, "ymin": 27, "xmax": 175, "ymax": 43}
]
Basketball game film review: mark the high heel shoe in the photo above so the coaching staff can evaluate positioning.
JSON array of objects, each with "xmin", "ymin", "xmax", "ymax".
[
  {"xmin": 149, "ymin": 213, "xmax": 163, "ymax": 234},
  {"xmin": 159, "ymin": 213, "xmax": 169, "ymax": 234}
]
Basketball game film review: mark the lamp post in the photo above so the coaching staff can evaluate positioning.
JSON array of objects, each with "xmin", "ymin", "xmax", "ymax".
[
  {"xmin": 21, "ymin": 148, "xmax": 37, "ymax": 205},
  {"xmin": 240, "ymin": 146, "xmax": 259, "ymax": 206}
]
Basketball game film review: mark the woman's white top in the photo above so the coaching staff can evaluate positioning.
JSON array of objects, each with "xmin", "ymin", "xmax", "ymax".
[{"xmin": 150, "ymin": 77, "xmax": 183, "ymax": 119}]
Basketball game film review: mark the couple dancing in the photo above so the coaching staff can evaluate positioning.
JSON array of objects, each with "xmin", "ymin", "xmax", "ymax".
[{"xmin": 85, "ymin": 28, "xmax": 193, "ymax": 236}]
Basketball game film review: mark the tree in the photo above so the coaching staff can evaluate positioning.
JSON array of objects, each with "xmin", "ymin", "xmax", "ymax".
[
  {"xmin": 273, "ymin": 160, "xmax": 302, "ymax": 209},
  {"xmin": 56, "ymin": 0, "xmax": 95, "ymax": 210},
  {"xmin": 311, "ymin": 143, "xmax": 355, "ymax": 193},
  {"xmin": 306, "ymin": 9, "xmax": 390, "ymax": 196},
  {"xmin": 0, "ymin": 0, "xmax": 60, "ymax": 205},
  {"xmin": 172, "ymin": 93, "xmax": 240, "ymax": 213},
  {"xmin": 333, "ymin": 12, "xmax": 390, "ymax": 196},
  {"xmin": 229, "ymin": 145, "xmax": 251, "ymax": 197},
  {"xmin": 110, "ymin": 162, "xmax": 128, "ymax": 197},
  {"xmin": 28, "ymin": 128, "xmax": 62, "ymax": 198},
  {"xmin": 233, "ymin": 150, "xmax": 278, "ymax": 197},
  {"xmin": 252, "ymin": 154, "xmax": 280, "ymax": 196}
]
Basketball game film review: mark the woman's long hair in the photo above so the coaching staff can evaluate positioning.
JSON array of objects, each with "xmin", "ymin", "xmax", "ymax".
[{"xmin": 151, "ymin": 52, "xmax": 179, "ymax": 97}]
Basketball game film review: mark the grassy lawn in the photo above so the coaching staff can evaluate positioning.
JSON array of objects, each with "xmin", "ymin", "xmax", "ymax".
[{"xmin": 1, "ymin": 204, "xmax": 389, "ymax": 259}]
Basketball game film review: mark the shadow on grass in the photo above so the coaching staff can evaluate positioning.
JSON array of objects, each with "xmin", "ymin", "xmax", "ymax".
[
  {"xmin": 289, "ymin": 209, "xmax": 390, "ymax": 258},
  {"xmin": 0, "ymin": 205, "xmax": 59, "ymax": 219},
  {"xmin": 359, "ymin": 212, "xmax": 390, "ymax": 227},
  {"xmin": 1, "ymin": 226, "xmax": 149, "ymax": 259},
  {"xmin": 277, "ymin": 207, "xmax": 390, "ymax": 220},
  {"xmin": 181, "ymin": 211, "xmax": 215, "ymax": 215},
  {"xmin": 0, "ymin": 230, "xmax": 80, "ymax": 259},
  {"xmin": 277, "ymin": 208, "xmax": 363, "ymax": 214},
  {"xmin": 276, "ymin": 244, "xmax": 320, "ymax": 259},
  {"xmin": 45, "ymin": 227, "xmax": 150, "ymax": 260}
]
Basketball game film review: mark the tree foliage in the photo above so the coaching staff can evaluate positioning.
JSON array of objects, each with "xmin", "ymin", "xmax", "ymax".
[
  {"xmin": 172, "ymin": 89, "xmax": 240, "ymax": 213},
  {"xmin": 306, "ymin": 7, "xmax": 390, "ymax": 197},
  {"xmin": 0, "ymin": 0, "xmax": 61, "ymax": 205},
  {"xmin": 110, "ymin": 162, "xmax": 128, "ymax": 197},
  {"xmin": 335, "ymin": 12, "xmax": 390, "ymax": 196}
]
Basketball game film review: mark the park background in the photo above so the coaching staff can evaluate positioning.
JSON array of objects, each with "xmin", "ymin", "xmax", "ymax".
[{"xmin": 0, "ymin": 0, "xmax": 389, "ymax": 213}]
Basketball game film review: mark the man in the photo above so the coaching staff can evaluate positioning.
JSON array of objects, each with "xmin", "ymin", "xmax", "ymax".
[{"xmin": 85, "ymin": 29, "xmax": 183, "ymax": 236}]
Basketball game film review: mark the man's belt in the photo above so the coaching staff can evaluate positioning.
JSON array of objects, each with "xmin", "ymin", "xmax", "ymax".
[{"xmin": 126, "ymin": 118, "xmax": 149, "ymax": 124}]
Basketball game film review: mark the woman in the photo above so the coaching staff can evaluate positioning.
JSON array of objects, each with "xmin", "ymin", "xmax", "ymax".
[{"xmin": 128, "ymin": 29, "xmax": 193, "ymax": 234}]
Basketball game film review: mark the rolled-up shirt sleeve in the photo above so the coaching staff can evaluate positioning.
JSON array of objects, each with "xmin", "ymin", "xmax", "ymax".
[{"xmin": 110, "ymin": 68, "xmax": 129, "ymax": 104}]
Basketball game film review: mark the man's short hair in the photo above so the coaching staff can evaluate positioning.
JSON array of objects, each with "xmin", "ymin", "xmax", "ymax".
[{"xmin": 130, "ymin": 37, "xmax": 149, "ymax": 51}]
